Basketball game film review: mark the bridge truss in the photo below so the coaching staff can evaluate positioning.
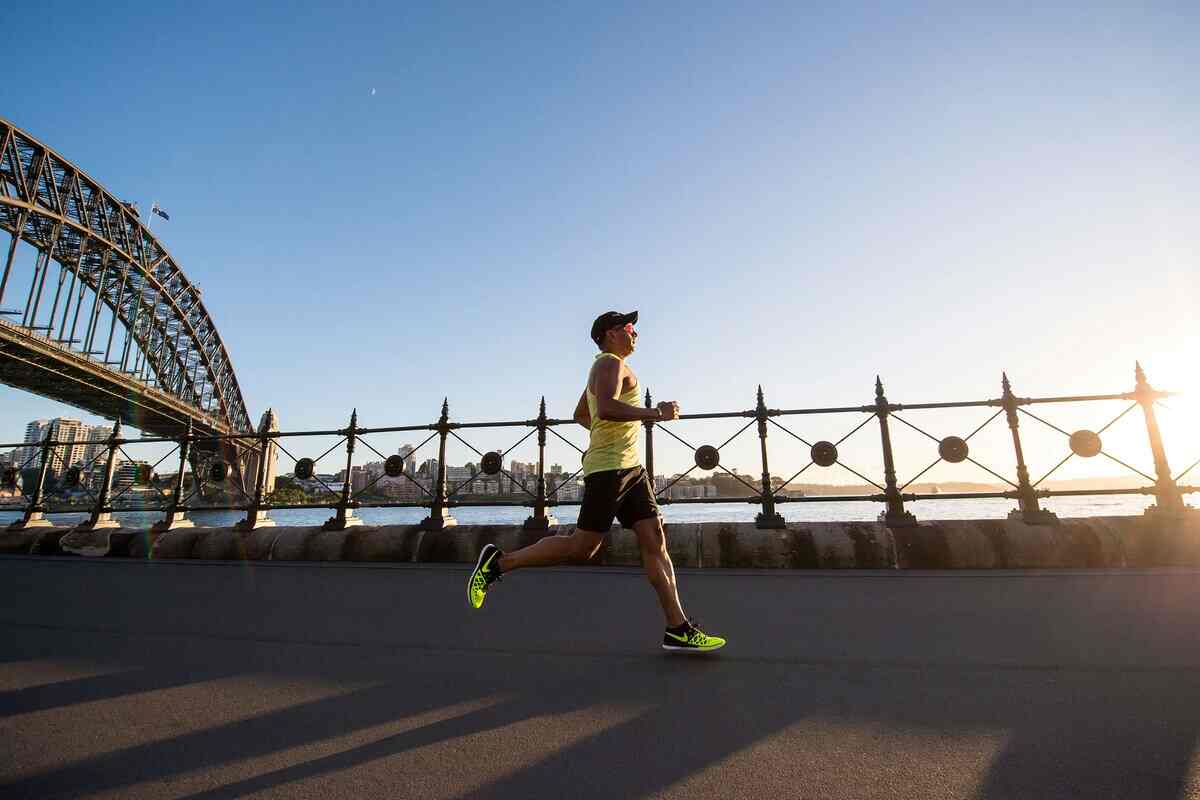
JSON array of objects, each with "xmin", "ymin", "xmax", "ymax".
[{"xmin": 0, "ymin": 118, "xmax": 252, "ymax": 439}]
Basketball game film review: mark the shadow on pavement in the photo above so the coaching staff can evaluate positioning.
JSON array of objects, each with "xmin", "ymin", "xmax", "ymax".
[
  {"xmin": 3, "ymin": 560, "xmax": 1200, "ymax": 798},
  {"xmin": 3, "ymin": 628, "xmax": 1199, "ymax": 800}
]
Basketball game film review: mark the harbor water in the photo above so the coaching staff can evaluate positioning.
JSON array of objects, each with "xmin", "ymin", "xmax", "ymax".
[{"xmin": 0, "ymin": 492, "xmax": 1165, "ymax": 530}]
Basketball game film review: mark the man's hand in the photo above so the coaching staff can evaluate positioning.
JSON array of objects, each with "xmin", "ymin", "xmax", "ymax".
[{"xmin": 655, "ymin": 401, "xmax": 680, "ymax": 422}]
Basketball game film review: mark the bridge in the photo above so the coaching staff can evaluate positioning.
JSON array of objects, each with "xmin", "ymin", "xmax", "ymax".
[{"xmin": 0, "ymin": 117, "xmax": 261, "ymax": 486}]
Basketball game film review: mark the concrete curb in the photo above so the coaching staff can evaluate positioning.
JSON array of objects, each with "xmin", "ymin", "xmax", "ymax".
[{"xmin": 3, "ymin": 514, "xmax": 1196, "ymax": 569}]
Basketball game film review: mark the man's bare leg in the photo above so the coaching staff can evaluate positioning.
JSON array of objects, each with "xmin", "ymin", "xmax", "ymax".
[
  {"xmin": 496, "ymin": 528, "xmax": 605, "ymax": 573},
  {"xmin": 632, "ymin": 516, "xmax": 687, "ymax": 628}
]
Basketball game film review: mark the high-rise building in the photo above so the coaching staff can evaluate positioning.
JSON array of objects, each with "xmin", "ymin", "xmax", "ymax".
[
  {"xmin": 114, "ymin": 460, "xmax": 151, "ymax": 488},
  {"xmin": 445, "ymin": 465, "xmax": 474, "ymax": 485},
  {"xmin": 546, "ymin": 476, "xmax": 582, "ymax": 502},
  {"xmin": 398, "ymin": 445, "xmax": 417, "ymax": 476},
  {"xmin": 49, "ymin": 419, "xmax": 87, "ymax": 477},
  {"xmin": 18, "ymin": 418, "xmax": 110, "ymax": 478},
  {"xmin": 20, "ymin": 420, "xmax": 49, "ymax": 471},
  {"xmin": 80, "ymin": 425, "xmax": 109, "ymax": 468},
  {"xmin": 350, "ymin": 465, "xmax": 370, "ymax": 493},
  {"xmin": 505, "ymin": 460, "xmax": 538, "ymax": 494}
]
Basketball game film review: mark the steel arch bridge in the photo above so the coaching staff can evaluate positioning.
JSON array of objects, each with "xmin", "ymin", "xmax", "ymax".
[{"xmin": 0, "ymin": 118, "xmax": 253, "ymax": 446}]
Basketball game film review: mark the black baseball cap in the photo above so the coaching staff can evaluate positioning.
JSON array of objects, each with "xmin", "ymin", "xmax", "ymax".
[{"xmin": 590, "ymin": 310, "xmax": 638, "ymax": 345}]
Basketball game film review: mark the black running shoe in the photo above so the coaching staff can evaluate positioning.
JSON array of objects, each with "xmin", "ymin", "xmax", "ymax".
[
  {"xmin": 662, "ymin": 619, "xmax": 726, "ymax": 653},
  {"xmin": 467, "ymin": 543, "xmax": 503, "ymax": 609}
]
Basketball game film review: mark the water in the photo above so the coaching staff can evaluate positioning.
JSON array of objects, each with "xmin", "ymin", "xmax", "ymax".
[{"xmin": 0, "ymin": 493, "xmax": 1160, "ymax": 529}]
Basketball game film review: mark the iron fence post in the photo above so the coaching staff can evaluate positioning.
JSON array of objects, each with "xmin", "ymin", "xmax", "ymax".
[
  {"xmin": 755, "ymin": 385, "xmax": 786, "ymax": 529},
  {"xmin": 421, "ymin": 400, "xmax": 457, "ymax": 530},
  {"xmin": 876, "ymin": 377, "xmax": 917, "ymax": 527},
  {"xmin": 153, "ymin": 421, "xmax": 195, "ymax": 532},
  {"xmin": 236, "ymin": 426, "xmax": 277, "ymax": 531},
  {"xmin": 643, "ymin": 389, "xmax": 656, "ymax": 498},
  {"xmin": 324, "ymin": 409, "xmax": 365, "ymax": 530},
  {"xmin": 1002, "ymin": 373, "xmax": 1057, "ymax": 525},
  {"xmin": 1134, "ymin": 362, "xmax": 1190, "ymax": 516},
  {"xmin": 524, "ymin": 397, "xmax": 558, "ymax": 531},
  {"xmin": 7, "ymin": 431, "xmax": 55, "ymax": 530},
  {"xmin": 72, "ymin": 421, "xmax": 122, "ymax": 532}
]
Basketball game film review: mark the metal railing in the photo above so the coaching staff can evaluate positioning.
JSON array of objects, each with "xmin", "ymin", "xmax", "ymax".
[{"xmin": 2, "ymin": 363, "xmax": 1196, "ymax": 533}]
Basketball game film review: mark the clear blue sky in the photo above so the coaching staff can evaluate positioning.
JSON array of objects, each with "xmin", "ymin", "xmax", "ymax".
[{"xmin": 2, "ymin": 1, "xmax": 1197, "ymax": 483}]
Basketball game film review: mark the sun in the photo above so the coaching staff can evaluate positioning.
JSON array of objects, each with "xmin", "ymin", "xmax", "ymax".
[{"xmin": 1147, "ymin": 352, "xmax": 1200, "ymax": 481}]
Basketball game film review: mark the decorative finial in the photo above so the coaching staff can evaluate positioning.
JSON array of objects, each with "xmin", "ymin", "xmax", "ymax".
[
  {"xmin": 1135, "ymin": 361, "xmax": 1146, "ymax": 386},
  {"xmin": 350, "ymin": 408, "xmax": 358, "ymax": 427},
  {"xmin": 757, "ymin": 384, "xmax": 765, "ymax": 404},
  {"xmin": 644, "ymin": 388, "xmax": 651, "ymax": 406},
  {"xmin": 441, "ymin": 397, "xmax": 449, "ymax": 417},
  {"xmin": 112, "ymin": 419, "xmax": 122, "ymax": 436},
  {"xmin": 875, "ymin": 376, "xmax": 884, "ymax": 399},
  {"xmin": 539, "ymin": 396, "xmax": 546, "ymax": 416},
  {"xmin": 1001, "ymin": 372, "xmax": 1011, "ymax": 393}
]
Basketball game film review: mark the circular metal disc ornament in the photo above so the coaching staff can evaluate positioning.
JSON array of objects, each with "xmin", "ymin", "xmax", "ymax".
[
  {"xmin": 1069, "ymin": 430, "xmax": 1102, "ymax": 458},
  {"xmin": 2, "ymin": 467, "xmax": 19, "ymax": 488},
  {"xmin": 695, "ymin": 445, "xmax": 720, "ymax": 471},
  {"xmin": 209, "ymin": 461, "xmax": 229, "ymax": 483},
  {"xmin": 480, "ymin": 451, "xmax": 503, "ymax": 475},
  {"xmin": 938, "ymin": 436, "xmax": 969, "ymax": 464},
  {"xmin": 384, "ymin": 455, "xmax": 405, "ymax": 477},
  {"xmin": 65, "ymin": 467, "xmax": 83, "ymax": 487},
  {"xmin": 811, "ymin": 441, "xmax": 838, "ymax": 467},
  {"xmin": 295, "ymin": 457, "xmax": 316, "ymax": 480}
]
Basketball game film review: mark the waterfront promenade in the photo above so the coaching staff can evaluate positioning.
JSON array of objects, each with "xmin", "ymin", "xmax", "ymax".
[{"xmin": 3, "ymin": 557, "xmax": 1200, "ymax": 798}]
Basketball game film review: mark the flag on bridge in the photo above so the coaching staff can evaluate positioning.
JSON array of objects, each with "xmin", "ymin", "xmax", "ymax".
[{"xmin": 151, "ymin": 202, "xmax": 170, "ymax": 221}]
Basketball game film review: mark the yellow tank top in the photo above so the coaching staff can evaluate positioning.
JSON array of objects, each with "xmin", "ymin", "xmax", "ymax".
[{"xmin": 582, "ymin": 353, "xmax": 642, "ymax": 476}]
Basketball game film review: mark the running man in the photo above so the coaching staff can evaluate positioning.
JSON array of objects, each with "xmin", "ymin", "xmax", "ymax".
[{"xmin": 467, "ymin": 310, "xmax": 726, "ymax": 653}]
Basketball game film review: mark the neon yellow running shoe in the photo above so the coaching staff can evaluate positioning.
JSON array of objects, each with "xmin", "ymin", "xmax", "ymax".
[
  {"xmin": 467, "ymin": 544, "xmax": 503, "ymax": 609},
  {"xmin": 662, "ymin": 619, "xmax": 726, "ymax": 653}
]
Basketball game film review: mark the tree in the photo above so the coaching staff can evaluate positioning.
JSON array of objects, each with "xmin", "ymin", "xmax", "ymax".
[{"xmin": 265, "ymin": 476, "xmax": 308, "ymax": 506}]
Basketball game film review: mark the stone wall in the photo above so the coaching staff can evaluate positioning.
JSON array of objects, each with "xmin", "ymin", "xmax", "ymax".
[{"xmin": 4, "ymin": 514, "xmax": 1198, "ymax": 568}]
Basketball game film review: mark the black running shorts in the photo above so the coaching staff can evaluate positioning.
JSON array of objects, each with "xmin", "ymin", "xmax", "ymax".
[{"xmin": 577, "ymin": 466, "xmax": 661, "ymax": 531}]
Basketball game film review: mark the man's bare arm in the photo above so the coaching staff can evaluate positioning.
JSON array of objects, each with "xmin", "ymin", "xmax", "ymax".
[
  {"xmin": 593, "ymin": 358, "xmax": 679, "ymax": 422},
  {"xmin": 573, "ymin": 390, "xmax": 591, "ymax": 430}
]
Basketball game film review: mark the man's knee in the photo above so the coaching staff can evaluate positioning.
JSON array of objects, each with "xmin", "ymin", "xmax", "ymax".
[{"xmin": 634, "ymin": 518, "xmax": 668, "ymax": 554}]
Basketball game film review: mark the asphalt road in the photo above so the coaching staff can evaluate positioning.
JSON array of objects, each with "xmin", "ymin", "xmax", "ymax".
[{"xmin": 2, "ymin": 557, "xmax": 1200, "ymax": 799}]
